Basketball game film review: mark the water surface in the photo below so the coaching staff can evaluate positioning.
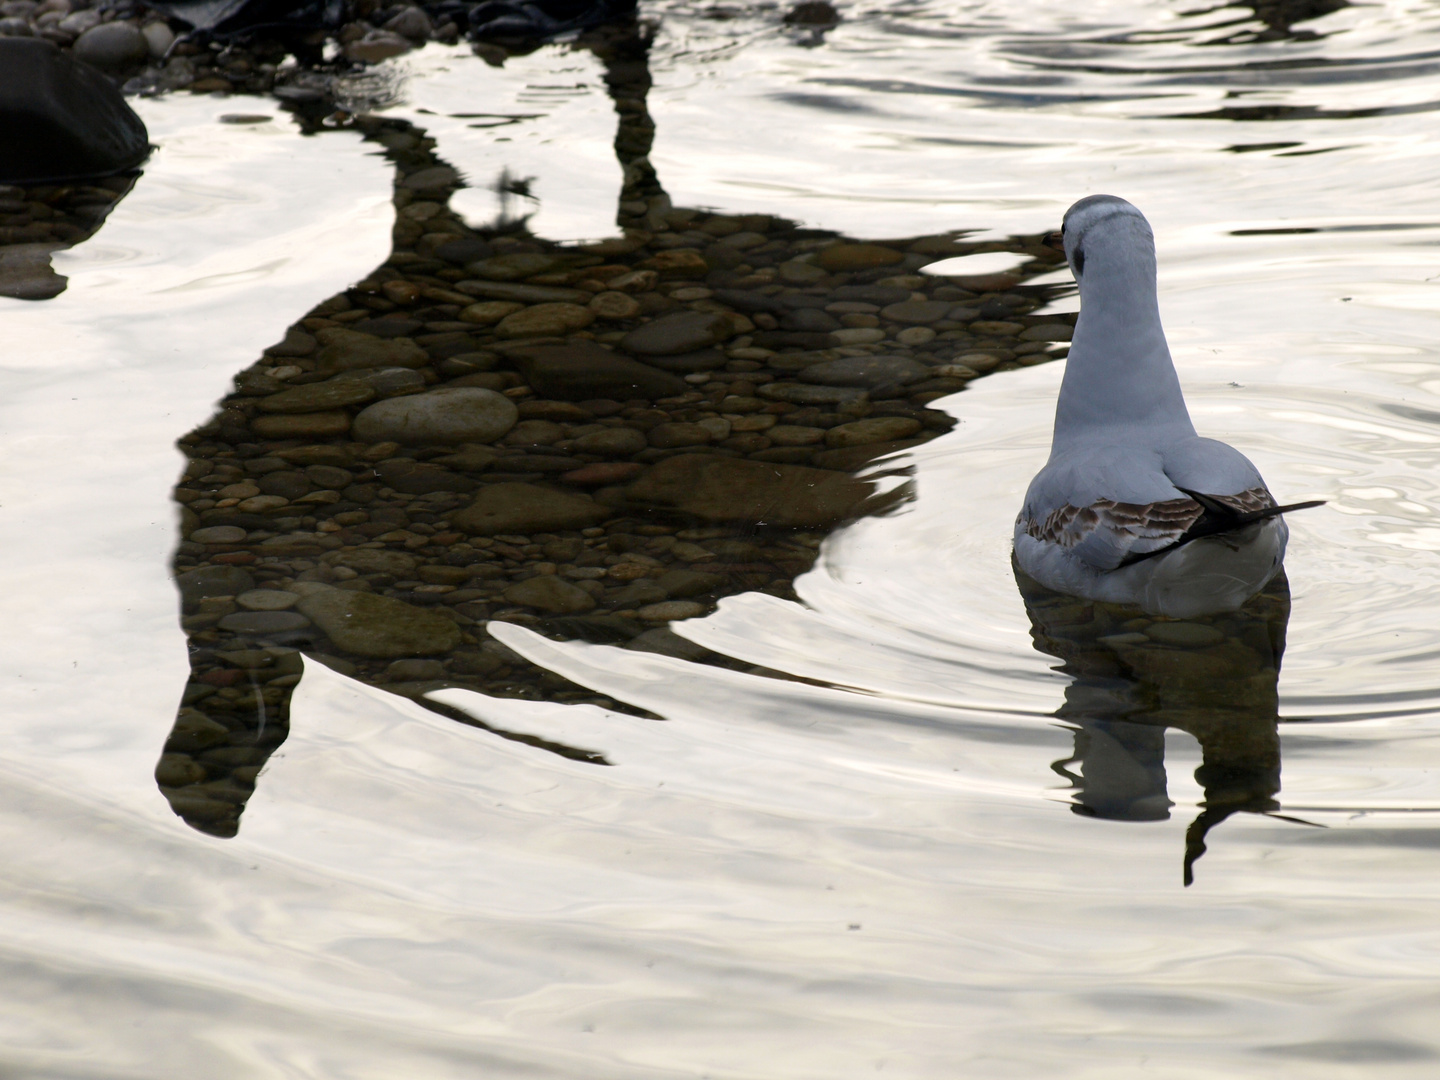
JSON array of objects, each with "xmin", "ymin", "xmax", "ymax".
[{"xmin": 5, "ymin": 0, "xmax": 1440, "ymax": 1074}]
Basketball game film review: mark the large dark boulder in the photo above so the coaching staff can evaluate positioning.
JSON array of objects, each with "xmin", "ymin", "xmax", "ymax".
[{"xmin": 0, "ymin": 39, "xmax": 150, "ymax": 184}]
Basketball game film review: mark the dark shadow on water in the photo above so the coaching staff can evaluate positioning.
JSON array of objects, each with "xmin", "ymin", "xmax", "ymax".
[
  {"xmin": 157, "ymin": 21, "xmax": 1078, "ymax": 837},
  {"xmin": 1016, "ymin": 563, "xmax": 1313, "ymax": 885}
]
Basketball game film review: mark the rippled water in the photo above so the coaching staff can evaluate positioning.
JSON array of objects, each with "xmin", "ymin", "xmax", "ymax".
[{"xmin": 7, "ymin": 0, "xmax": 1440, "ymax": 1073}]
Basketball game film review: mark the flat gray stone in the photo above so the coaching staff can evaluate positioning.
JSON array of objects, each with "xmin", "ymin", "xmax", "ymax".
[
  {"xmin": 258, "ymin": 380, "xmax": 375, "ymax": 413},
  {"xmin": 452, "ymin": 482, "xmax": 610, "ymax": 535},
  {"xmin": 217, "ymin": 611, "xmax": 311, "ymax": 635},
  {"xmin": 625, "ymin": 454, "xmax": 873, "ymax": 527},
  {"xmin": 623, "ymin": 311, "xmax": 733, "ymax": 356},
  {"xmin": 502, "ymin": 576, "xmax": 597, "ymax": 614},
  {"xmin": 293, "ymin": 582, "xmax": 462, "ymax": 658},
  {"xmin": 176, "ymin": 566, "xmax": 254, "ymax": 605},
  {"xmin": 72, "ymin": 22, "xmax": 148, "ymax": 69},
  {"xmin": 798, "ymin": 355, "xmax": 929, "ymax": 388},
  {"xmin": 352, "ymin": 386, "xmax": 518, "ymax": 445},
  {"xmin": 507, "ymin": 343, "xmax": 686, "ymax": 401},
  {"xmin": 757, "ymin": 382, "xmax": 870, "ymax": 406},
  {"xmin": 314, "ymin": 328, "xmax": 428, "ymax": 373},
  {"xmin": 456, "ymin": 280, "xmax": 591, "ymax": 304},
  {"xmin": 879, "ymin": 300, "xmax": 953, "ymax": 324}
]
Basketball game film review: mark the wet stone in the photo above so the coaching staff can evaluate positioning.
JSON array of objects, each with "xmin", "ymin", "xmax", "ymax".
[
  {"xmin": 216, "ymin": 611, "xmax": 311, "ymax": 634},
  {"xmin": 879, "ymin": 300, "xmax": 953, "ymax": 325},
  {"xmin": 456, "ymin": 280, "xmax": 591, "ymax": 304},
  {"xmin": 1144, "ymin": 622, "xmax": 1227, "ymax": 647},
  {"xmin": 235, "ymin": 590, "xmax": 300, "ymax": 612},
  {"xmin": 503, "ymin": 575, "xmax": 597, "ymax": 614},
  {"xmin": 816, "ymin": 244, "xmax": 905, "ymax": 271},
  {"xmin": 293, "ymin": 582, "xmax": 462, "ymax": 658},
  {"xmin": 73, "ymin": 22, "xmax": 149, "ymax": 69},
  {"xmin": 655, "ymin": 569, "xmax": 724, "ymax": 597},
  {"xmin": 258, "ymin": 380, "xmax": 375, "ymax": 413},
  {"xmin": 509, "ymin": 343, "xmax": 687, "ymax": 401},
  {"xmin": 1020, "ymin": 323, "xmax": 1074, "ymax": 342},
  {"xmin": 799, "ymin": 355, "xmax": 928, "ymax": 388},
  {"xmin": 758, "ymin": 382, "xmax": 869, "ymax": 407},
  {"xmin": 251, "ymin": 412, "xmax": 353, "ymax": 439},
  {"xmin": 177, "ymin": 565, "xmax": 254, "ymax": 604},
  {"xmin": 825, "ymin": 417, "xmax": 923, "ymax": 448},
  {"xmin": 190, "ymin": 526, "xmax": 247, "ymax": 544},
  {"xmin": 497, "ymin": 302, "xmax": 595, "ymax": 337},
  {"xmin": 352, "ymin": 387, "xmax": 518, "ymax": 445},
  {"xmin": 638, "ymin": 600, "xmax": 705, "ymax": 622},
  {"xmin": 572, "ymin": 427, "xmax": 648, "ymax": 456},
  {"xmin": 623, "ymin": 311, "xmax": 733, "ymax": 356},
  {"xmin": 452, "ymin": 482, "xmax": 609, "ymax": 535},
  {"xmin": 636, "ymin": 348, "xmax": 728, "ymax": 374},
  {"xmin": 625, "ymin": 454, "xmax": 873, "ymax": 527}
]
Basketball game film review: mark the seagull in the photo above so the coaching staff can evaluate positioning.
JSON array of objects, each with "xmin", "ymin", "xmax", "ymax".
[{"xmin": 1013, "ymin": 195, "xmax": 1321, "ymax": 618}]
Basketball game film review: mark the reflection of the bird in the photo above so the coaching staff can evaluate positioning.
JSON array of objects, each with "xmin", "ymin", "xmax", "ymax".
[{"xmin": 1016, "ymin": 562, "xmax": 1314, "ymax": 885}]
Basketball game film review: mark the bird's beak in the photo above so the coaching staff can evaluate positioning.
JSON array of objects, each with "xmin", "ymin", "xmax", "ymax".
[{"xmin": 1042, "ymin": 230, "xmax": 1065, "ymax": 253}]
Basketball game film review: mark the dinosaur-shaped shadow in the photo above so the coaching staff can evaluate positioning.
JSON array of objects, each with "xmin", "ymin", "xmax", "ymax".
[{"xmin": 159, "ymin": 20, "xmax": 1078, "ymax": 836}]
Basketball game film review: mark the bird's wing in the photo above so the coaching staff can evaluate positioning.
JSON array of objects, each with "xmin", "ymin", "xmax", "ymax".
[{"xmin": 1022, "ymin": 496, "xmax": 1205, "ymax": 571}]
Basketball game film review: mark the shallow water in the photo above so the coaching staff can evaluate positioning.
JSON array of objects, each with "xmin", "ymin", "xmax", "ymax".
[{"xmin": 6, "ymin": 0, "xmax": 1440, "ymax": 1074}]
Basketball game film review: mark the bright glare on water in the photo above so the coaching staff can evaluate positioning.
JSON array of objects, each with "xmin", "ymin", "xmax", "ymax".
[{"xmin": 4, "ymin": 0, "xmax": 1440, "ymax": 1074}]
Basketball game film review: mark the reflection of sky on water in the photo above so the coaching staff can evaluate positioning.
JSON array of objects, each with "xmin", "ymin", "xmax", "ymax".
[{"xmin": 4, "ymin": 0, "xmax": 1440, "ymax": 1071}]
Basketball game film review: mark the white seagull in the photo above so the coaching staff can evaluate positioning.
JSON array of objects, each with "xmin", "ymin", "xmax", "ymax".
[{"xmin": 1013, "ymin": 195, "xmax": 1320, "ymax": 618}]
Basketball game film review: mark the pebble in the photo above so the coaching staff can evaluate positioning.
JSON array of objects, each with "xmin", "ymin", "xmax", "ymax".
[
  {"xmin": 293, "ymin": 582, "xmax": 462, "ymax": 657},
  {"xmin": 236, "ymin": 590, "xmax": 300, "ymax": 611},
  {"xmin": 510, "ymin": 343, "xmax": 686, "ymax": 401},
  {"xmin": 190, "ymin": 526, "xmax": 247, "ymax": 544},
  {"xmin": 352, "ymin": 386, "xmax": 518, "ymax": 445},
  {"xmin": 572, "ymin": 427, "xmax": 648, "ymax": 455},
  {"xmin": 496, "ymin": 302, "xmax": 595, "ymax": 337},
  {"xmin": 648, "ymin": 422, "xmax": 713, "ymax": 448},
  {"xmin": 502, "ymin": 575, "xmax": 597, "ymax": 614},
  {"xmin": 799, "ymin": 355, "xmax": 928, "ymax": 388},
  {"xmin": 767, "ymin": 425, "xmax": 827, "ymax": 446},
  {"xmin": 829, "ymin": 328, "xmax": 887, "ymax": 346},
  {"xmin": 250, "ymin": 411, "xmax": 353, "ymax": 439},
  {"xmin": 345, "ymin": 30, "xmax": 413, "ymax": 63},
  {"xmin": 758, "ymin": 382, "xmax": 868, "ymax": 406},
  {"xmin": 637, "ymin": 600, "xmax": 706, "ymax": 622},
  {"xmin": 879, "ymin": 300, "xmax": 952, "ymax": 325},
  {"xmin": 824, "ymin": 417, "xmax": 923, "ymax": 448},
  {"xmin": 258, "ymin": 380, "xmax": 375, "ymax": 413},
  {"xmin": 72, "ymin": 22, "xmax": 148, "ymax": 69},
  {"xmin": 314, "ymin": 328, "xmax": 427, "ymax": 372},
  {"xmin": 177, "ymin": 565, "xmax": 253, "ymax": 603},
  {"xmin": 816, "ymin": 243, "xmax": 904, "ymax": 271},
  {"xmin": 452, "ymin": 482, "xmax": 609, "ymax": 534},
  {"xmin": 467, "ymin": 253, "xmax": 560, "ymax": 280},
  {"xmin": 216, "ymin": 611, "xmax": 311, "ymax": 634},
  {"xmin": 622, "ymin": 311, "xmax": 733, "ymax": 356},
  {"xmin": 456, "ymin": 280, "xmax": 590, "ymax": 304},
  {"xmin": 588, "ymin": 291, "xmax": 642, "ymax": 319},
  {"xmin": 460, "ymin": 301, "xmax": 524, "ymax": 325},
  {"xmin": 624, "ymin": 454, "xmax": 871, "ymax": 527},
  {"xmin": 1144, "ymin": 622, "xmax": 1227, "ymax": 647},
  {"xmin": 895, "ymin": 327, "xmax": 936, "ymax": 346}
]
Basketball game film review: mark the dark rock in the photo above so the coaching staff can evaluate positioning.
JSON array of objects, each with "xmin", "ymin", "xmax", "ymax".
[
  {"xmin": 452, "ymin": 482, "xmax": 610, "ymax": 535},
  {"xmin": 636, "ymin": 348, "xmax": 727, "ymax": 374},
  {"xmin": 434, "ymin": 238, "xmax": 492, "ymax": 264},
  {"xmin": 508, "ymin": 343, "xmax": 686, "ymax": 400},
  {"xmin": 711, "ymin": 289, "xmax": 786, "ymax": 314},
  {"xmin": 0, "ymin": 40, "xmax": 149, "ymax": 183},
  {"xmin": 780, "ymin": 308, "xmax": 841, "ymax": 332},
  {"xmin": 375, "ymin": 460, "xmax": 477, "ymax": 494},
  {"xmin": 784, "ymin": 1, "xmax": 840, "ymax": 25},
  {"xmin": 798, "ymin": 355, "xmax": 929, "ymax": 388},
  {"xmin": 624, "ymin": 454, "xmax": 874, "ymax": 527},
  {"xmin": 622, "ymin": 311, "xmax": 733, "ymax": 356},
  {"xmin": 176, "ymin": 566, "xmax": 255, "ymax": 606},
  {"xmin": 828, "ymin": 285, "xmax": 911, "ymax": 305},
  {"xmin": 350, "ymin": 318, "xmax": 426, "ymax": 339}
]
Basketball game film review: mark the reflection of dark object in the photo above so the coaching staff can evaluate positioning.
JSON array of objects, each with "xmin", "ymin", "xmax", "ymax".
[
  {"xmin": 0, "ymin": 40, "xmax": 149, "ymax": 184},
  {"xmin": 0, "ymin": 174, "xmax": 134, "ymax": 301},
  {"xmin": 1019, "ymin": 562, "xmax": 1308, "ymax": 885},
  {"xmin": 784, "ymin": 1, "xmax": 840, "ymax": 26},
  {"xmin": 141, "ymin": 0, "xmax": 343, "ymax": 37},
  {"xmin": 434, "ymin": 0, "xmax": 637, "ymax": 41},
  {"xmin": 1189, "ymin": 0, "xmax": 1348, "ymax": 43}
]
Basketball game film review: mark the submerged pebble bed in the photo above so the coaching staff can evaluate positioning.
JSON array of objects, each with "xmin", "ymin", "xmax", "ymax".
[{"xmin": 152, "ymin": 109, "xmax": 1075, "ymax": 835}]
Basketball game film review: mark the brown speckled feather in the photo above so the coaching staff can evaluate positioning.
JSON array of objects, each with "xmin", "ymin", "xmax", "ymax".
[{"xmin": 1021, "ymin": 486, "xmax": 1274, "ymax": 550}]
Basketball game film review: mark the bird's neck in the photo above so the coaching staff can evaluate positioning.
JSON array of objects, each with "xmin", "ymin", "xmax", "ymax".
[{"xmin": 1051, "ymin": 268, "xmax": 1195, "ymax": 451}]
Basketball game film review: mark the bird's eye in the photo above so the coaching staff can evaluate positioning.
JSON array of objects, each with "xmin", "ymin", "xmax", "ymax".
[{"xmin": 1073, "ymin": 247, "xmax": 1085, "ymax": 276}]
